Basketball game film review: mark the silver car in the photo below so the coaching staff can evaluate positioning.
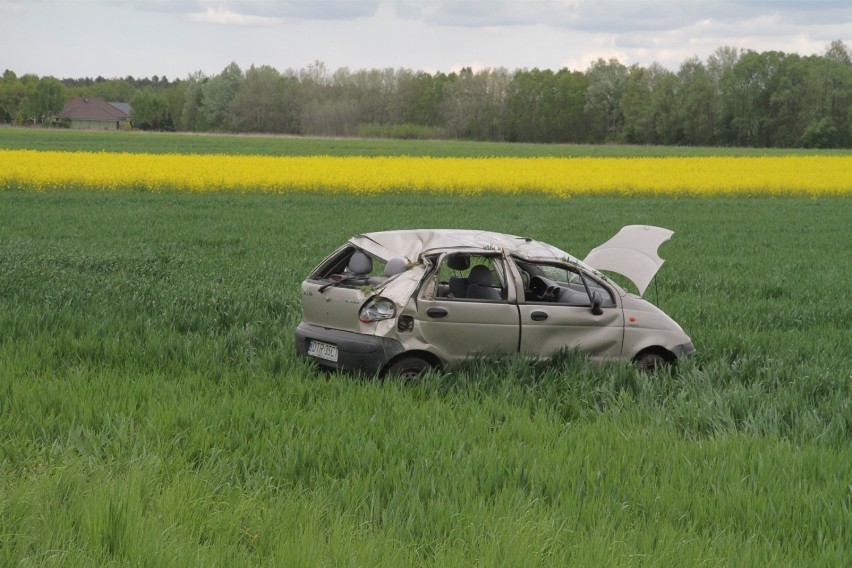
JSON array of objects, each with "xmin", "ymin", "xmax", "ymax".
[{"xmin": 295, "ymin": 227, "xmax": 695, "ymax": 378}]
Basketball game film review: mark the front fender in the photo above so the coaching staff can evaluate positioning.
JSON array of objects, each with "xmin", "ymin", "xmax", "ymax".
[{"xmin": 622, "ymin": 326, "xmax": 694, "ymax": 360}]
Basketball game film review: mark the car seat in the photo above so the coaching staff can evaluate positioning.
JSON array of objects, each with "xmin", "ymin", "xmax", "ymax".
[
  {"xmin": 368, "ymin": 257, "xmax": 407, "ymax": 285},
  {"xmin": 383, "ymin": 257, "xmax": 407, "ymax": 277},
  {"xmin": 447, "ymin": 255, "xmax": 470, "ymax": 298},
  {"xmin": 347, "ymin": 251, "xmax": 373, "ymax": 275},
  {"xmin": 466, "ymin": 265, "xmax": 501, "ymax": 300}
]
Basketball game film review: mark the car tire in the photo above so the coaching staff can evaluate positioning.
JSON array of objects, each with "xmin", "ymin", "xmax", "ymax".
[
  {"xmin": 385, "ymin": 357, "xmax": 433, "ymax": 381},
  {"xmin": 633, "ymin": 351, "xmax": 668, "ymax": 374}
]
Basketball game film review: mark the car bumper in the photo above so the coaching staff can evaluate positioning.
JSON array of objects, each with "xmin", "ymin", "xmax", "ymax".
[
  {"xmin": 671, "ymin": 341, "xmax": 697, "ymax": 359},
  {"xmin": 294, "ymin": 322, "xmax": 406, "ymax": 375}
]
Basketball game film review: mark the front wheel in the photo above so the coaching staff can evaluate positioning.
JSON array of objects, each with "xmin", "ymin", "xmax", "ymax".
[
  {"xmin": 384, "ymin": 357, "xmax": 433, "ymax": 382},
  {"xmin": 633, "ymin": 351, "xmax": 668, "ymax": 374}
]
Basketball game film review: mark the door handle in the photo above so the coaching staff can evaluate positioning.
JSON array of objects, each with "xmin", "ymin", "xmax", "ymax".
[
  {"xmin": 530, "ymin": 311, "xmax": 548, "ymax": 321},
  {"xmin": 426, "ymin": 307, "xmax": 448, "ymax": 318}
]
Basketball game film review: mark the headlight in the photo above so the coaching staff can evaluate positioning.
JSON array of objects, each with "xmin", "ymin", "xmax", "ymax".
[{"xmin": 359, "ymin": 297, "xmax": 396, "ymax": 323}]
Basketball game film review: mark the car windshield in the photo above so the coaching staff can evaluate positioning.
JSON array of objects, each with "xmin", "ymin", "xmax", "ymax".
[{"xmin": 535, "ymin": 264, "xmax": 583, "ymax": 286}]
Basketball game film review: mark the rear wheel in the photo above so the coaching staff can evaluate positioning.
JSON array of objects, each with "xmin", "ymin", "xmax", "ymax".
[
  {"xmin": 633, "ymin": 351, "xmax": 668, "ymax": 374},
  {"xmin": 385, "ymin": 357, "xmax": 433, "ymax": 381}
]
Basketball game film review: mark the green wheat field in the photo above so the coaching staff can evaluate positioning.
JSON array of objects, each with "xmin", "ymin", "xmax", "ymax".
[{"xmin": 1, "ymin": 129, "xmax": 850, "ymax": 566}]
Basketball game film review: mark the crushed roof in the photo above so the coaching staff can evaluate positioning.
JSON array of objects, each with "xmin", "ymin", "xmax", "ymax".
[{"xmin": 350, "ymin": 229, "xmax": 582, "ymax": 265}]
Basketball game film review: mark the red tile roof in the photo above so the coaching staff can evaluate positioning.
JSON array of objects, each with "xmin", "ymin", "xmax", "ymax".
[{"xmin": 59, "ymin": 97, "xmax": 131, "ymax": 120}]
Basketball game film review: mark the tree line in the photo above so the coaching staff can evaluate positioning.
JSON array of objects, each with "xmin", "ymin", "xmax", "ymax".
[{"xmin": 2, "ymin": 40, "xmax": 850, "ymax": 148}]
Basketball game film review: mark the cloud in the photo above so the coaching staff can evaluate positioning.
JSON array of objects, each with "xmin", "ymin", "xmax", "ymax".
[
  {"xmin": 394, "ymin": 0, "xmax": 852, "ymax": 33},
  {"xmin": 142, "ymin": 0, "xmax": 381, "ymax": 24},
  {"xmin": 0, "ymin": 0, "xmax": 26, "ymax": 15},
  {"xmin": 395, "ymin": 0, "xmax": 576, "ymax": 27},
  {"xmin": 3, "ymin": 0, "xmax": 849, "ymax": 79},
  {"xmin": 184, "ymin": 5, "xmax": 279, "ymax": 25}
]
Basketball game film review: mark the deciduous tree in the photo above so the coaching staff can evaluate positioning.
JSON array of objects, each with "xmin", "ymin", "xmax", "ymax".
[
  {"xmin": 584, "ymin": 58, "xmax": 629, "ymax": 142},
  {"xmin": 131, "ymin": 88, "xmax": 172, "ymax": 130}
]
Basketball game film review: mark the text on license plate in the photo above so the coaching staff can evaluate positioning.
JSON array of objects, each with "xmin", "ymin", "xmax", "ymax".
[{"xmin": 307, "ymin": 340, "xmax": 338, "ymax": 362}]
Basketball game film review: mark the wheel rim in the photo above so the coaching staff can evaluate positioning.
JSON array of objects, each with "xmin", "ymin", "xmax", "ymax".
[
  {"xmin": 399, "ymin": 367, "xmax": 425, "ymax": 380},
  {"xmin": 636, "ymin": 353, "xmax": 665, "ymax": 373},
  {"xmin": 389, "ymin": 358, "xmax": 432, "ymax": 381}
]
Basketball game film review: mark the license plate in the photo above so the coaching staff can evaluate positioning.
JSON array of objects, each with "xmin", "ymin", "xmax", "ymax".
[{"xmin": 307, "ymin": 340, "xmax": 338, "ymax": 362}]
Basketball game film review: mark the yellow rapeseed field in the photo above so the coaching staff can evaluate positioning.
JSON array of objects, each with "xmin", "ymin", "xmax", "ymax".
[{"xmin": 1, "ymin": 150, "xmax": 850, "ymax": 196}]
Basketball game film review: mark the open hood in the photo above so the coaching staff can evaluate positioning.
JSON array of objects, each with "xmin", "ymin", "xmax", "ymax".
[{"xmin": 583, "ymin": 225, "xmax": 673, "ymax": 296}]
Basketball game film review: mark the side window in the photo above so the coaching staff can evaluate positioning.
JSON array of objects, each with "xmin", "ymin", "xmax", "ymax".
[
  {"xmin": 433, "ymin": 254, "xmax": 507, "ymax": 302},
  {"xmin": 516, "ymin": 260, "xmax": 614, "ymax": 307},
  {"xmin": 580, "ymin": 273, "xmax": 616, "ymax": 307}
]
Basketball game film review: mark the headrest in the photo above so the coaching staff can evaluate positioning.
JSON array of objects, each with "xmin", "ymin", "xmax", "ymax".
[
  {"xmin": 448, "ymin": 276, "xmax": 468, "ymax": 298},
  {"xmin": 384, "ymin": 257, "xmax": 406, "ymax": 277},
  {"xmin": 447, "ymin": 255, "xmax": 470, "ymax": 271},
  {"xmin": 468, "ymin": 264, "xmax": 493, "ymax": 286},
  {"xmin": 347, "ymin": 251, "xmax": 373, "ymax": 275}
]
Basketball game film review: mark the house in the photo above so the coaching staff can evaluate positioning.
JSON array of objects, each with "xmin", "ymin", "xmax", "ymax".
[{"xmin": 59, "ymin": 96, "xmax": 131, "ymax": 130}]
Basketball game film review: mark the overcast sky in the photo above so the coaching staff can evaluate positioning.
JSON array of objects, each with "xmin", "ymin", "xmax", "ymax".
[{"xmin": 1, "ymin": 0, "xmax": 850, "ymax": 80}]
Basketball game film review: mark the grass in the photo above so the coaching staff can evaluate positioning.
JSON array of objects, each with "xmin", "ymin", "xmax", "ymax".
[
  {"xmin": 2, "ymin": 126, "xmax": 852, "ymax": 157},
  {"xmin": 1, "ymin": 188, "xmax": 850, "ymax": 565}
]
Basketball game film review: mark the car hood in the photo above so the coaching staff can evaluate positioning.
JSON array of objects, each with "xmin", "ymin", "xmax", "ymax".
[{"xmin": 583, "ymin": 225, "xmax": 673, "ymax": 296}]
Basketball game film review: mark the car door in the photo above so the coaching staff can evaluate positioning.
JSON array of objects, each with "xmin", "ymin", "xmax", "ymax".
[
  {"xmin": 416, "ymin": 253, "xmax": 521, "ymax": 365},
  {"xmin": 514, "ymin": 260, "xmax": 624, "ymax": 361}
]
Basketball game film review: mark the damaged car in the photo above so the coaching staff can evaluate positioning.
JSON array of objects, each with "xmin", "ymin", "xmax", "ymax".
[{"xmin": 295, "ymin": 227, "xmax": 695, "ymax": 378}]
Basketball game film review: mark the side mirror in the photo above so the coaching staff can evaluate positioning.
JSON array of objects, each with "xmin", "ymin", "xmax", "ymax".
[{"xmin": 591, "ymin": 291, "xmax": 603, "ymax": 315}]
